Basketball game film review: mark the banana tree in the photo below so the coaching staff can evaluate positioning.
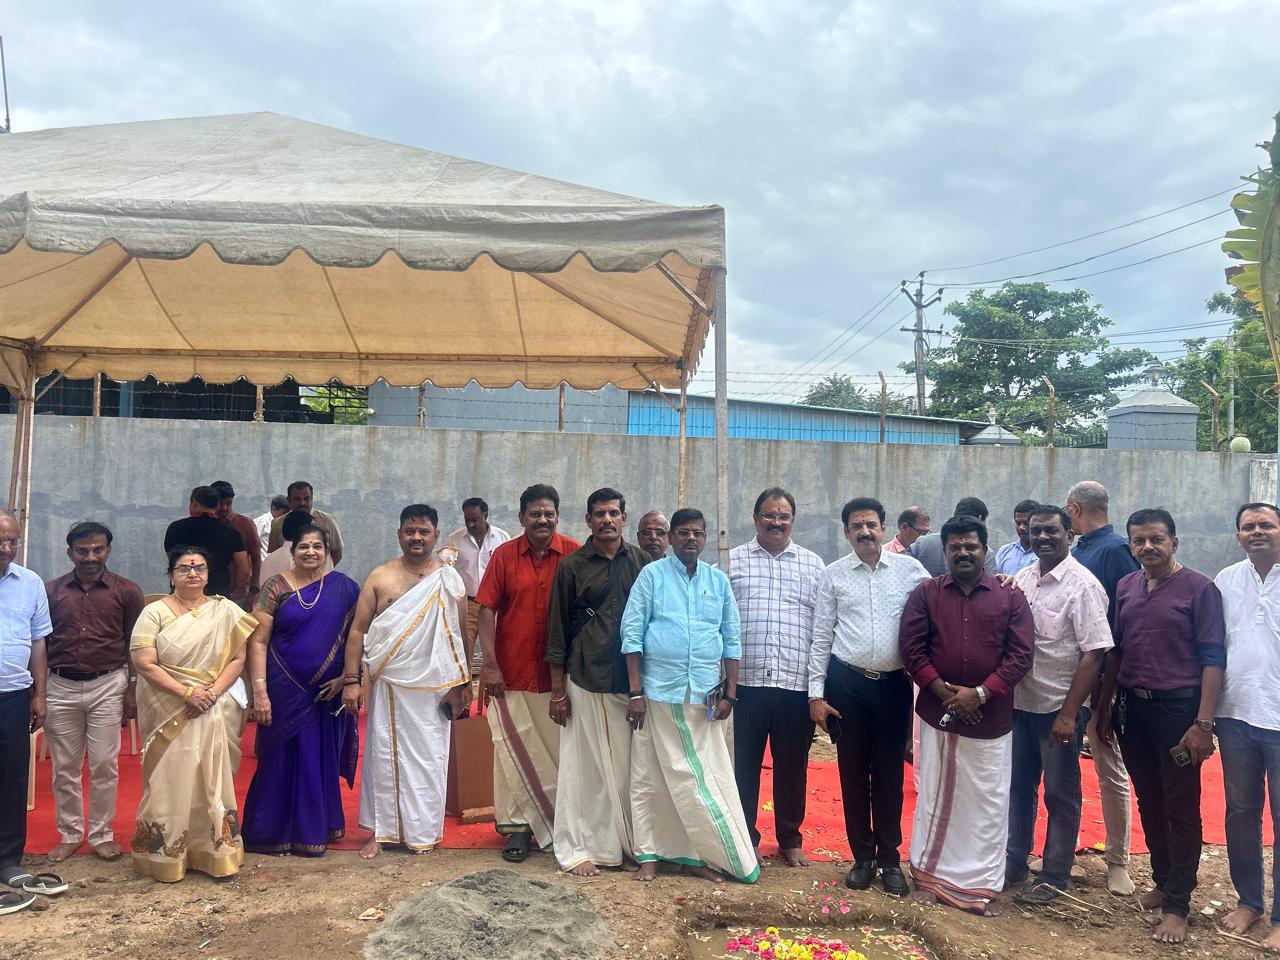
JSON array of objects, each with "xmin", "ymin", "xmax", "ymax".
[{"xmin": 1224, "ymin": 113, "xmax": 1280, "ymax": 373}]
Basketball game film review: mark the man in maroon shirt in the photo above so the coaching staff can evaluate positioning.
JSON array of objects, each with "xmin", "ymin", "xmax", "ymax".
[
  {"xmin": 1097, "ymin": 508, "xmax": 1225, "ymax": 945},
  {"xmin": 899, "ymin": 514, "xmax": 1034, "ymax": 916},
  {"xmin": 212, "ymin": 481, "xmax": 263, "ymax": 607},
  {"xmin": 477, "ymin": 484, "xmax": 581, "ymax": 864},
  {"xmin": 43, "ymin": 522, "xmax": 144, "ymax": 863}
]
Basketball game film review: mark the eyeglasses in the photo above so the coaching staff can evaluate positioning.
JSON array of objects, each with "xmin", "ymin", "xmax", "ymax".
[
  {"xmin": 672, "ymin": 528, "xmax": 707, "ymax": 540},
  {"xmin": 175, "ymin": 564, "xmax": 208, "ymax": 575},
  {"xmin": 638, "ymin": 527, "xmax": 669, "ymax": 538},
  {"xmin": 758, "ymin": 513, "xmax": 793, "ymax": 524},
  {"xmin": 0, "ymin": 538, "xmax": 23, "ymax": 550}
]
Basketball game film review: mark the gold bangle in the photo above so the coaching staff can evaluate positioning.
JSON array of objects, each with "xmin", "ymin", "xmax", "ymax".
[{"xmin": 182, "ymin": 686, "xmax": 194, "ymax": 701}]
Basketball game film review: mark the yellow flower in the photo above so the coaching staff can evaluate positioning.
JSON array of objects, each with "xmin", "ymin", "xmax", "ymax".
[{"xmin": 766, "ymin": 927, "xmax": 780, "ymax": 936}]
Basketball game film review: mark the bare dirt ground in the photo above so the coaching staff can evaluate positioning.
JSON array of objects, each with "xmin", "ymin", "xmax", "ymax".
[{"xmin": 0, "ymin": 841, "xmax": 1271, "ymax": 960}]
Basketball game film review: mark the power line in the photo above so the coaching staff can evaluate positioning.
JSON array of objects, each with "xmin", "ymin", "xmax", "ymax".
[
  {"xmin": 926, "ymin": 184, "xmax": 1240, "ymax": 273},
  {"xmin": 925, "ymin": 211, "xmax": 1230, "ymax": 288}
]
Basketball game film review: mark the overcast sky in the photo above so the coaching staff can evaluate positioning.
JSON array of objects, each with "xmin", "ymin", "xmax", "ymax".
[{"xmin": 7, "ymin": 0, "xmax": 1277, "ymax": 403}]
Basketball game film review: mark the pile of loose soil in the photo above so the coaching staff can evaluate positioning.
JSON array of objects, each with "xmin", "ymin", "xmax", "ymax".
[{"xmin": 362, "ymin": 867, "xmax": 610, "ymax": 960}]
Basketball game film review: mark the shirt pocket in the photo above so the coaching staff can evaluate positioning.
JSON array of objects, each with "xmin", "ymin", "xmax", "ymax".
[{"xmin": 975, "ymin": 611, "xmax": 1011, "ymax": 648}]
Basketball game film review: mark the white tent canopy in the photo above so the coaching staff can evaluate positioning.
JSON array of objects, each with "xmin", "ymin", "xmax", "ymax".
[{"xmin": 0, "ymin": 112, "xmax": 730, "ymax": 559}]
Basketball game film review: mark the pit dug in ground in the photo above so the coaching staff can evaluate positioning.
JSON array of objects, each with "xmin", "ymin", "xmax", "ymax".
[{"xmin": 688, "ymin": 925, "xmax": 933, "ymax": 960}]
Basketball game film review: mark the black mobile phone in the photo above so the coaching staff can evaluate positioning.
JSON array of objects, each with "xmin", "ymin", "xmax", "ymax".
[
  {"xmin": 440, "ymin": 700, "xmax": 454, "ymax": 722},
  {"xmin": 827, "ymin": 716, "xmax": 843, "ymax": 744},
  {"xmin": 1170, "ymin": 743, "xmax": 1192, "ymax": 767}
]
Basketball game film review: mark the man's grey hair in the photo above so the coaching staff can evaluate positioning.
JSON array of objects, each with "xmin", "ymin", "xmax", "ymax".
[{"xmin": 1066, "ymin": 481, "xmax": 1109, "ymax": 512}]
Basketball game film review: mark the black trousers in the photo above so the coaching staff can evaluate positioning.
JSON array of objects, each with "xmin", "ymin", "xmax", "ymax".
[
  {"xmin": 824, "ymin": 659, "xmax": 912, "ymax": 867},
  {"xmin": 0, "ymin": 687, "xmax": 31, "ymax": 868},
  {"xmin": 1115, "ymin": 692, "xmax": 1203, "ymax": 918},
  {"xmin": 733, "ymin": 685, "xmax": 814, "ymax": 850}
]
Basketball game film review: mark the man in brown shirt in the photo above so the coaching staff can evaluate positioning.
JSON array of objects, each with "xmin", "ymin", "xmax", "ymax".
[
  {"xmin": 212, "ymin": 480, "xmax": 263, "ymax": 607},
  {"xmin": 43, "ymin": 522, "xmax": 144, "ymax": 863}
]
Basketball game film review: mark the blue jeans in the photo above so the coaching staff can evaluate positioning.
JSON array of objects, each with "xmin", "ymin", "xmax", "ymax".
[
  {"xmin": 1218, "ymin": 717, "xmax": 1280, "ymax": 923},
  {"xmin": 1006, "ymin": 708, "xmax": 1085, "ymax": 890}
]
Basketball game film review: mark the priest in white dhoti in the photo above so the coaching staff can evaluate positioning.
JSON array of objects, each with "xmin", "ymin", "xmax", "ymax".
[
  {"xmin": 620, "ymin": 507, "xmax": 759, "ymax": 884},
  {"xmin": 341, "ymin": 504, "xmax": 470, "ymax": 858},
  {"xmin": 897, "ymin": 515, "xmax": 1034, "ymax": 915}
]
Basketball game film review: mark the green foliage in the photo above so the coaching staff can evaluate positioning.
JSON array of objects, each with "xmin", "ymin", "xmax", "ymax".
[
  {"xmin": 906, "ymin": 282, "xmax": 1150, "ymax": 439},
  {"xmin": 800, "ymin": 374, "xmax": 915, "ymax": 414},
  {"xmin": 1164, "ymin": 293, "xmax": 1277, "ymax": 452},
  {"xmin": 301, "ymin": 383, "xmax": 369, "ymax": 425}
]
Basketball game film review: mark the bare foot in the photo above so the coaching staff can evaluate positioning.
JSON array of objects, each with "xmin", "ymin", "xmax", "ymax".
[
  {"xmin": 359, "ymin": 838, "xmax": 381, "ymax": 860},
  {"xmin": 912, "ymin": 890, "xmax": 938, "ymax": 906},
  {"xmin": 46, "ymin": 842, "xmax": 78, "ymax": 863},
  {"xmin": 1137, "ymin": 889, "xmax": 1164, "ymax": 911},
  {"xmin": 1221, "ymin": 906, "xmax": 1262, "ymax": 935},
  {"xmin": 982, "ymin": 900, "xmax": 1003, "ymax": 918},
  {"xmin": 1263, "ymin": 926, "xmax": 1280, "ymax": 953},
  {"xmin": 1107, "ymin": 864, "xmax": 1136, "ymax": 896},
  {"xmin": 634, "ymin": 862, "xmax": 658, "ymax": 882},
  {"xmin": 414, "ymin": 847, "xmax": 432, "ymax": 855},
  {"xmin": 1152, "ymin": 912, "xmax": 1188, "ymax": 944},
  {"xmin": 91, "ymin": 841, "xmax": 122, "ymax": 861},
  {"xmin": 568, "ymin": 862, "xmax": 600, "ymax": 877},
  {"xmin": 687, "ymin": 865, "xmax": 725, "ymax": 883},
  {"xmin": 621, "ymin": 857, "xmax": 639, "ymax": 871},
  {"xmin": 780, "ymin": 847, "xmax": 810, "ymax": 868}
]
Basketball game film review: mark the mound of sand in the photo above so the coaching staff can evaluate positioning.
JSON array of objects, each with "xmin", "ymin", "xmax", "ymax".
[{"xmin": 363, "ymin": 868, "xmax": 611, "ymax": 960}]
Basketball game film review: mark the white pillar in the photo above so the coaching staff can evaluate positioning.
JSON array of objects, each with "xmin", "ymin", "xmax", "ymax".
[{"xmin": 713, "ymin": 268, "xmax": 729, "ymax": 570}]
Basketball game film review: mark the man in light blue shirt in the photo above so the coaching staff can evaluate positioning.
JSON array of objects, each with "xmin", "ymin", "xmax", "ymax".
[
  {"xmin": 0, "ymin": 509, "xmax": 52, "ymax": 902},
  {"xmin": 621, "ymin": 507, "xmax": 757, "ymax": 884},
  {"xmin": 995, "ymin": 499, "xmax": 1038, "ymax": 576}
]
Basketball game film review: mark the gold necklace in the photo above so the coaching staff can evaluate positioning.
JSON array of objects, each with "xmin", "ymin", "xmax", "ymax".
[{"xmin": 293, "ymin": 572, "xmax": 325, "ymax": 610}]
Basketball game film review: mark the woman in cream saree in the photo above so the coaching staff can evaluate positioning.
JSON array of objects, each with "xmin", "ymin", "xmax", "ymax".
[{"xmin": 130, "ymin": 547, "xmax": 257, "ymax": 883}]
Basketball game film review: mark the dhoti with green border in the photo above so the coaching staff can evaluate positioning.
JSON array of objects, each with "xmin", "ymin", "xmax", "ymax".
[{"xmin": 631, "ymin": 701, "xmax": 759, "ymax": 883}]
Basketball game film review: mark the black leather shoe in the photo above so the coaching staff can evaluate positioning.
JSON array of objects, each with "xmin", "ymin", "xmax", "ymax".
[
  {"xmin": 844, "ymin": 862, "xmax": 876, "ymax": 890},
  {"xmin": 880, "ymin": 864, "xmax": 909, "ymax": 897}
]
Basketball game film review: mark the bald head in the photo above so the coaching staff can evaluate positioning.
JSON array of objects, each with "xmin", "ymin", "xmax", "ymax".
[
  {"xmin": 637, "ymin": 510, "xmax": 670, "ymax": 560},
  {"xmin": 1066, "ymin": 480, "xmax": 1110, "ymax": 534}
]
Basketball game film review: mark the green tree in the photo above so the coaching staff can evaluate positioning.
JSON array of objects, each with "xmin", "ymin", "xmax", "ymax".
[
  {"xmin": 1165, "ymin": 292, "xmax": 1275, "ymax": 451},
  {"xmin": 800, "ymin": 373, "xmax": 914, "ymax": 413},
  {"xmin": 301, "ymin": 383, "xmax": 369, "ymax": 425},
  {"xmin": 910, "ymin": 282, "xmax": 1150, "ymax": 439}
]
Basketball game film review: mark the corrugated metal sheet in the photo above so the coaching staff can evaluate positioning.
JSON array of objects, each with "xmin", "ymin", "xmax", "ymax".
[{"xmin": 627, "ymin": 393, "xmax": 960, "ymax": 445}]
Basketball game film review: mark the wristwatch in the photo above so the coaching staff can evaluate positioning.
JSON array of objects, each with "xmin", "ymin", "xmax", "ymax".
[
  {"xmin": 975, "ymin": 684, "xmax": 988, "ymax": 705},
  {"xmin": 1194, "ymin": 719, "xmax": 1215, "ymax": 733}
]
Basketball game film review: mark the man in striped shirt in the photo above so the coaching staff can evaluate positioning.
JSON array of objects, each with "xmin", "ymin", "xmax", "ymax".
[{"xmin": 729, "ymin": 488, "xmax": 826, "ymax": 867}]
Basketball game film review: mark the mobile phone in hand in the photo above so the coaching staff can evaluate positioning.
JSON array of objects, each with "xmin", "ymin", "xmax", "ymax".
[
  {"xmin": 827, "ymin": 716, "xmax": 843, "ymax": 744},
  {"xmin": 1170, "ymin": 743, "xmax": 1192, "ymax": 766},
  {"xmin": 440, "ymin": 700, "xmax": 454, "ymax": 722}
]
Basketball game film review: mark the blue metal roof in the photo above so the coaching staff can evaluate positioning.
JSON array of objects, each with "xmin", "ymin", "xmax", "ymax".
[{"xmin": 627, "ymin": 392, "xmax": 966, "ymax": 444}]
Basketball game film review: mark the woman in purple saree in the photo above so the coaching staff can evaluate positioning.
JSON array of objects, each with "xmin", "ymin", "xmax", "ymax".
[{"xmin": 242, "ymin": 524, "xmax": 361, "ymax": 855}]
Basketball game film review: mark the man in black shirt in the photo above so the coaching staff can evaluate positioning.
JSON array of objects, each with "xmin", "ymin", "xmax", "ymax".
[
  {"xmin": 546, "ymin": 487, "xmax": 650, "ymax": 878},
  {"xmin": 163, "ymin": 486, "xmax": 250, "ymax": 598}
]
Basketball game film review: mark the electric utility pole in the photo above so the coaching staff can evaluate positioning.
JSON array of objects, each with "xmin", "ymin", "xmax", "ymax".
[
  {"xmin": 1227, "ymin": 331, "xmax": 1236, "ymax": 438},
  {"xmin": 899, "ymin": 272, "xmax": 944, "ymax": 414}
]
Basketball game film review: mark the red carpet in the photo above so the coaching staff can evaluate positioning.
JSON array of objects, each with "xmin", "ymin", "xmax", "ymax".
[{"xmin": 25, "ymin": 725, "xmax": 1265, "ymax": 860}]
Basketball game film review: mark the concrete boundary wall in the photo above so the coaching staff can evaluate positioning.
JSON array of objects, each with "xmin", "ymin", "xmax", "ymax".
[{"xmin": 0, "ymin": 415, "xmax": 1256, "ymax": 594}]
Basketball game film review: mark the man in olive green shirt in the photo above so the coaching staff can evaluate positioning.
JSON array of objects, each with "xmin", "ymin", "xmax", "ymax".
[{"xmin": 546, "ymin": 487, "xmax": 650, "ymax": 877}]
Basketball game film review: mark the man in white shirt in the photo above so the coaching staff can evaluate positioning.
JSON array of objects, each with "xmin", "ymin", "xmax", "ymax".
[
  {"xmin": 729, "ymin": 488, "xmax": 826, "ymax": 867},
  {"xmin": 445, "ymin": 497, "xmax": 511, "ymax": 661},
  {"xmin": 253, "ymin": 495, "xmax": 289, "ymax": 561},
  {"xmin": 267, "ymin": 481, "xmax": 345, "ymax": 566},
  {"xmin": 1216, "ymin": 501, "xmax": 1280, "ymax": 951},
  {"xmin": 1007, "ymin": 503, "xmax": 1113, "ymax": 905},
  {"xmin": 809, "ymin": 496, "xmax": 928, "ymax": 896}
]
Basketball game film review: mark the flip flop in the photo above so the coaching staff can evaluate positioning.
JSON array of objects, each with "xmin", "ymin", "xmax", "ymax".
[
  {"xmin": 23, "ymin": 873, "xmax": 68, "ymax": 896},
  {"xmin": 0, "ymin": 891, "xmax": 36, "ymax": 915},
  {"xmin": 501, "ymin": 833, "xmax": 531, "ymax": 863},
  {"xmin": 0, "ymin": 868, "xmax": 33, "ymax": 890}
]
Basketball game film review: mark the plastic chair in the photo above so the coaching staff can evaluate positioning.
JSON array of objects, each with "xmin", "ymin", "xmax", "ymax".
[{"xmin": 27, "ymin": 728, "xmax": 42, "ymax": 811}]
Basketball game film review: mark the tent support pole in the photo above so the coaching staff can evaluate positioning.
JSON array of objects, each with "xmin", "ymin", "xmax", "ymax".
[
  {"xmin": 677, "ymin": 365, "xmax": 688, "ymax": 508},
  {"xmin": 713, "ymin": 268, "xmax": 729, "ymax": 570},
  {"xmin": 7, "ymin": 355, "xmax": 36, "ymax": 564},
  {"xmin": 92, "ymin": 374, "xmax": 102, "ymax": 417},
  {"xmin": 254, "ymin": 385, "xmax": 265, "ymax": 423},
  {"xmin": 417, "ymin": 382, "xmax": 427, "ymax": 428}
]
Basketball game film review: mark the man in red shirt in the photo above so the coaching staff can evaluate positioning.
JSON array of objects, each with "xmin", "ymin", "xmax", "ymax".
[{"xmin": 476, "ymin": 484, "xmax": 580, "ymax": 864}]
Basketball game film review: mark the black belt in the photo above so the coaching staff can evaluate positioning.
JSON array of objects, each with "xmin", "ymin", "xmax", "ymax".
[
  {"xmin": 1123, "ymin": 685, "xmax": 1200, "ymax": 701},
  {"xmin": 51, "ymin": 667, "xmax": 121, "ymax": 682},
  {"xmin": 834, "ymin": 658, "xmax": 903, "ymax": 681},
  {"xmin": 467, "ymin": 596, "xmax": 477, "ymax": 602}
]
